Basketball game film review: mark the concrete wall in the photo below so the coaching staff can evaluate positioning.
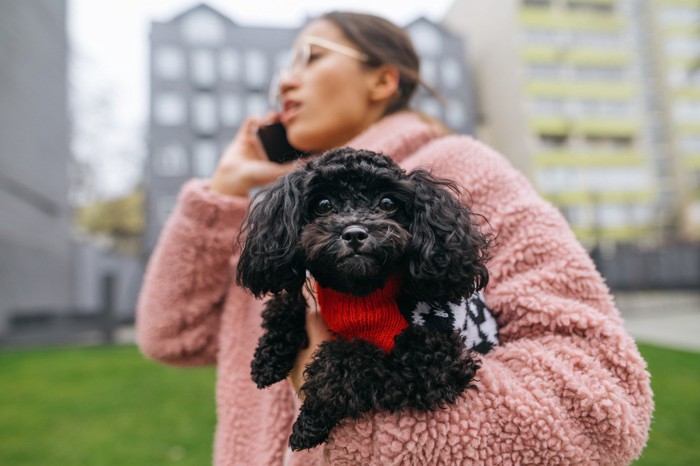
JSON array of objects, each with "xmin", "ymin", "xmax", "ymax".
[{"xmin": 0, "ymin": 0, "xmax": 72, "ymax": 334}]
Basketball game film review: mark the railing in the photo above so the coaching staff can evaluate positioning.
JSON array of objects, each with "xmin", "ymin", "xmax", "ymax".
[{"xmin": 591, "ymin": 243, "xmax": 700, "ymax": 291}]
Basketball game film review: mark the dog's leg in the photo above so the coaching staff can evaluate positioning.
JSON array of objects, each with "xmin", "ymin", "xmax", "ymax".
[
  {"xmin": 288, "ymin": 328, "xmax": 479, "ymax": 450},
  {"xmin": 289, "ymin": 338, "xmax": 389, "ymax": 451},
  {"xmin": 251, "ymin": 291, "xmax": 308, "ymax": 389},
  {"xmin": 380, "ymin": 325, "xmax": 480, "ymax": 411}
]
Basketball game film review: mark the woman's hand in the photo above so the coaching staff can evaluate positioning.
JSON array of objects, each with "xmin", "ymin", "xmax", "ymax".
[
  {"xmin": 210, "ymin": 115, "xmax": 299, "ymax": 197},
  {"xmin": 288, "ymin": 279, "xmax": 333, "ymax": 398}
]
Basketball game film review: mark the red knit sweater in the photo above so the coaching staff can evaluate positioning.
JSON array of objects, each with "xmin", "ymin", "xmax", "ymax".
[{"xmin": 315, "ymin": 275, "xmax": 407, "ymax": 352}]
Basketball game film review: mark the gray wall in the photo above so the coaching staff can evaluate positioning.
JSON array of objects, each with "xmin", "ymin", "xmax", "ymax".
[
  {"xmin": 0, "ymin": 0, "xmax": 72, "ymax": 334},
  {"xmin": 72, "ymin": 241, "xmax": 144, "ymax": 321}
]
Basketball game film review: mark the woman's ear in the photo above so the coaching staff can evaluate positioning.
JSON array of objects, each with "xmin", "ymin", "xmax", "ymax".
[
  {"xmin": 236, "ymin": 170, "xmax": 307, "ymax": 297},
  {"xmin": 367, "ymin": 65, "xmax": 400, "ymax": 104}
]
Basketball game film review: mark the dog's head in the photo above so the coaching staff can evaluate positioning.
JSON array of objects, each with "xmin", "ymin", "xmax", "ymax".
[{"xmin": 236, "ymin": 147, "xmax": 489, "ymax": 304}]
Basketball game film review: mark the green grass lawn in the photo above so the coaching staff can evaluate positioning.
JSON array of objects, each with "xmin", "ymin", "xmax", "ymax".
[
  {"xmin": 0, "ymin": 343, "xmax": 698, "ymax": 465},
  {"xmin": 0, "ymin": 345, "xmax": 216, "ymax": 466}
]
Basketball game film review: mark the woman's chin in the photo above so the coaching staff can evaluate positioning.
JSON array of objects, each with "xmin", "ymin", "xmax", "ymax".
[{"xmin": 287, "ymin": 125, "xmax": 335, "ymax": 154}]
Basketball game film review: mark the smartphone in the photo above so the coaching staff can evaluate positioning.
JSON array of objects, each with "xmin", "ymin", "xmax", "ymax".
[{"xmin": 256, "ymin": 122, "xmax": 309, "ymax": 163}]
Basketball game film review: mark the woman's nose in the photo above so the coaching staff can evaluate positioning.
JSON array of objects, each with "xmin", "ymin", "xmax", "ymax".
[
  {"xmin": 278, "ymin": 71, "xmax": 298, "ymax": 96},
  {"xmin": 268, "ymin": 70, "xmax": 298, "ymax": 109}
]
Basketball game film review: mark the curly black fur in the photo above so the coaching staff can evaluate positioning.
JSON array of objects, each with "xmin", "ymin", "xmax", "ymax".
[
  {"xmin": 250, "ymin": 290, "xmax": 308, "ymax": 389},
  {"xmin": 236, "ymin": 147, "xmax": 491, "ymax": 451},
  {"xmin": 289, "ymin": 326, "xmax": 480, "ymax": 450}
]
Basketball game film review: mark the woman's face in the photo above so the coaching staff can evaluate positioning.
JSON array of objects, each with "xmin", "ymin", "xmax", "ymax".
[{"xmin": 278, "ymin": 20, "xmax": 386, "ymax": 153}]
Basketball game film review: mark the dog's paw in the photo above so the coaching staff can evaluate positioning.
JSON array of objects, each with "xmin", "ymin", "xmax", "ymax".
[
  {"xmin": 250, "ymin": 356, "xmax": 289, "ymax": 389},
  {"xmin": 289, "ymin": 409, "xmax": 332, "ymax": 451}
]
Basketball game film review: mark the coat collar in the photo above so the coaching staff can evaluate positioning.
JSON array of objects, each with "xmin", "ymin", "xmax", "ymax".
[{"xmin": 345, "ymin": 111, "xmax": 443, "ymax": 164}]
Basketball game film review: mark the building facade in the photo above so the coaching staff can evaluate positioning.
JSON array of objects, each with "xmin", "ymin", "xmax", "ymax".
[
  {"xmin": 0, "ymin": 0, "xmax": 73, "ymax": 336},
  {"xmin": 445, "ymin": 0, "xmax": 666, "ymax": 246},
  {"xmin": 146, "ymin": 4, "xmax": 477, "ymax": 253},
  {"xmin": 649, "ymin": 0, "xmax": 700, "ymax": 239}
]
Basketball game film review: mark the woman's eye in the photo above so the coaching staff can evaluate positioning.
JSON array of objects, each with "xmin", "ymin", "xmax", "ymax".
[
  {"xmin": 315, "ymin": 199, "xmax": 333, "ymax": 215},
  {"xmin": 305, "ymin": 49, "xmax": 323, "ymax": 65},
  {"xmin": 379, "ymin": 197, "xmax": 397, "ymax": 212}
]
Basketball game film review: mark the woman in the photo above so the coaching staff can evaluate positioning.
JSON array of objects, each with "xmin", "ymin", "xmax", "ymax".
[{"xmin": 137, "ymin": 11, "xmax": 652, "ymax": 465}]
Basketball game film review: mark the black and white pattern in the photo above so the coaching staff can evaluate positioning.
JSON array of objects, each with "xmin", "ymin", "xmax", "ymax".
[{"xmin": 411, "ymin": 291, "xmax": 499, "ymax": 354}]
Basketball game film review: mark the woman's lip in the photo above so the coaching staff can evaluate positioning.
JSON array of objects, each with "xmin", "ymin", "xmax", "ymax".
[{"xmin": 280, "ymin": 104, "xmax": 301, "ymax": 125}]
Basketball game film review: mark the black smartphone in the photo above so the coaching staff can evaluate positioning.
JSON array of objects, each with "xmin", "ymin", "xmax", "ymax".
[{"xmin": 256, "ymin": 122, "xmax": 309, "ymax": 163}]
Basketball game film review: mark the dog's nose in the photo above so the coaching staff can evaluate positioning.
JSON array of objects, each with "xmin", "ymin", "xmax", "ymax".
[{"xmin": 341, "ymin": 226, "xmax": 369, "ymax": 245}]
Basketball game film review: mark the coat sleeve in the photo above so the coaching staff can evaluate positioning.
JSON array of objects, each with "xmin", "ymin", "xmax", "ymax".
[
  {"xmin": 136, "ymin": 179, "xmax": 250, "ymax": 367},
  {"xmin": 324, "ymin": 137, "xmax": 653, "ymax": 465}
]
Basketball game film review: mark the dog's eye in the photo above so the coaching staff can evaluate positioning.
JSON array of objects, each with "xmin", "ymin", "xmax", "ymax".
[
  {"xmin": 314, "ymin": 199, "xmax": 333, "ymax": 215},
  {"xmin": 378, "ymin": 197, "xmax": 397, "ymax": 212}
]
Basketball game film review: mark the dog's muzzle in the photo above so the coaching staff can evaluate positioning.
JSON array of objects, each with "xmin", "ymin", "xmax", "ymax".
[{"xmin": 341, "ymin": 225, "xmax": 369, "ymax": 250}]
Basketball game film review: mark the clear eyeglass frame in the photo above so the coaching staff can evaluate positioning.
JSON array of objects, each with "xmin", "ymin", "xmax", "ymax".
[{"xmin": 267, "ymin": 36, "xmax": 370, "ymax": 110}]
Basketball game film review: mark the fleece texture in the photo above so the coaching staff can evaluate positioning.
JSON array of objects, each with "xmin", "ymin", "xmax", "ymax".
[{"xmin": 136, "ymin": 111, "xmax": 653, "ymax": 465}]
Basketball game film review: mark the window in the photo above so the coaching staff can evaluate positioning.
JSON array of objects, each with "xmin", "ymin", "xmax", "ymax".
[
  {"xmin": 579, "ymin": 99, "xmax": 632, "ymax": 118},
  {"xmin": 539, "ymin": 134, "xmax": 568, "ymax": 148},
  {"xmin": 156, "ymin": 195, "xmax": 177, "ymax": 225},
  {"xmin": 585, "ymin": 167, "xmax": 648, "ymax": 192},
  {"xmin": 192, "ymin": 93, "xmax": 218, "ymax": 134},
  {"xmin": 154, "ymin": 143, "xmax": 188, "ymax": 177},
  {"xmin": 597, "ymin": 203, "xmax": 627, "ymax": 228},
  {"xmin": 220, "ymin": 48, "xmax": 240, "ymax": 81},
  {"xmin": 630, "ymin": 204, "xmax": 652, "ymax": 226},
  {"xmin": 407, "ymin": 23, "xmax": 442, "ymax": 55},
  {"xmin": 527, "ymin": 63, "xmax": 562, "ymax": 80},
  {"xmin": 559, "ymin": 205, "xmax": 591, "ymax": 228},
  {"xmin": 421, "ymin": 58, "xmax": 438, "ymax": 87},
  {"xmin": 441, "ymin": 58, "xmax": 463, "ymax": 89},
  {"xmin": 523, "ymin": 29, "xmax": 564, "ymax": 46},
  {"xmin": 180, "ymin": 10, "xmax": 225, "ymax": 45},
  {"xmin": 681, "ymin": 135, "xmax": 700, "ymax": 154},
  {"xmin": 274, "ymin": 50, "xmax": 290, "ymax": 72},
  {"xmin": 523, "ymin": 0, "xmax": 551, "ymax": 8},
  {"xmin": 155, "ymin": 46, "xmax": 184, "ymax": 80},
  {"xmin": 674, "ymin": 101, "xmax": 700, "ymax": 122},
  {"xmin": 573, "ymin": 66, "xmax": 626, "ymax": 82},
  {"xmin": 221, "ymin": 93, "xmax": 242, "ymax": 127},
  {"xmin": 536, "ymin": 166, "xmax": 571, "ymax": 193},
  {"xmin": 584, "ymin": 135, "xmax": 634, "ymax": 151},
  {"xmin": 446, "ymin": 101, "xmax": 466, "ymax": 129},
  {"xmin": 566, "ymin": 1, "xmax": 614, "ymax": 14},
  {"xmin": 532, "ymin": 98, "xmax": 566, "ymax": 116},
  {"xmin": 571, "ymin": 31, "xmax": 623, "ymax": 48},
  {"xmin": 667, "ymin": 68, "xmax": 687, "ymax": 87},
  {"xmin": 416, "ymin": 97, "xmax": 442, "ymax": 119},
  {"xmin": 191, "ymin": 49, "xmax": 216, "ymax": 88},
  {"xmin": 245, "ymin": 50, "xmax": 268, "ymax": 89},
  {"xmin": 687, "ymin": 69, "xmax": 700, "ymax": 86},
  {"xmin": 661, "ymin": 7, "xmax": 700, "ymax": 26},
  {"xmin": 609, "ymin": 136, "xmax": 633, "ymax": 149},
  {"xmin": 665, "ymin": 38, "xmax": 700, "ymax": 58},
  {"xmin": 154, "ymin": 92, "xmax": 186, "ymax": 126},
  {"xmin": 246, "ymin": 93, "xmax": 268, "ymax": 117},
  {"xmin": 193, "ymin": 139, "xmax": 219, "ymax": 177}
]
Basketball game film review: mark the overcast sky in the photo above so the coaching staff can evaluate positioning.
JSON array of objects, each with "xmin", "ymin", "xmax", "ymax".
[{"xmin": 67, "ymin": 0, "xmax": 454, "ymax": 199}]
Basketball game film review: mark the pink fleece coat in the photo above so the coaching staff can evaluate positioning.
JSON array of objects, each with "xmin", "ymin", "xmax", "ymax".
[{"xmin": 137, "ymin": 112, "xmax": 653, "ymax": 465}]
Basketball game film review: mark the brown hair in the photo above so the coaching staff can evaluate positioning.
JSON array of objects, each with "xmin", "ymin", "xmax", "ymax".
[{"xmin": 319, "ymin": 11, "xmax": 439, "ymax": 116}]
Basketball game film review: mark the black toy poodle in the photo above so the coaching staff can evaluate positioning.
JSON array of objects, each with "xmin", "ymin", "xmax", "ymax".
[{"xmin": 236, "ymin": 147, "xmax": 498, "ymax": 451}]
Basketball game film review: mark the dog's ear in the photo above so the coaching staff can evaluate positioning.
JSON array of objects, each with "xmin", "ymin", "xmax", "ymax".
[
  {"xmin": 236, "ymin": 170, "xmax": 307, "ymax": 297},
  {"xmin": 405, "ymin": 169, "xmax": 490, "ymax": 304}
]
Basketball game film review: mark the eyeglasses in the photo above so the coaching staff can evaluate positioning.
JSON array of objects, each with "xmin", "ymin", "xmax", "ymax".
[{"xmin": 268, "ymin": 36, "xmax": 370, "ymax": 108}]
